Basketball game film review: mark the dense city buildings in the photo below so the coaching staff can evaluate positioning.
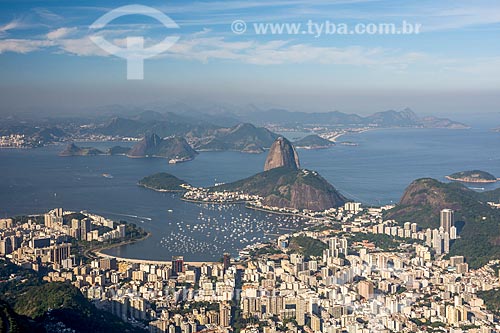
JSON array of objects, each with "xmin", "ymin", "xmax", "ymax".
[{"xmin": 2, "ymin": 204, "xmax": 500, "ymax": 332}]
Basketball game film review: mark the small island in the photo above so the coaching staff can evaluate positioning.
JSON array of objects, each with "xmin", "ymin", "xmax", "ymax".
[
  {"xmin": 138, "ymin": 172, "xmax": 189, "ymax": 192},
  {"xmin": 293, "ymin": 135, "xmax": 335, "ymax": 149},
  {"xmin": 446, "ymin": 170, "xmax": 498, "ymax": 183},
  {"xmin": 59, "ymin": 143, "xmax": 104, "ymax": 156}
]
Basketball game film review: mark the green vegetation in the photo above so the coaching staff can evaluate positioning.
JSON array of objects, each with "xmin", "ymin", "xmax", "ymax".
[
  {"xmin": 14, "ymin": 282, "xmax": 90, "ymax": 318},
  {"xmin": 128, "ymin": 133, "xmax": 198, "ymax": 159},
  {"xmin": 447, "ymin": 170, "xmax": 497, "ymax": 182},
  {"xmin": 288, "ymin": 236, "xmax": 328, "ymax": 258},
  {"xmin": 249, "ymin": 245, "xmax": 283, "ymax": 257},
  {"xmin": 59, "ymin": 143, "xmax": 104, "ymax": 156},
  {"xmin": 478, "ymin": 289, "xmax": 500, "ymax": 316},
  {"xmin": 107, "ymin": 146, "xmax": 131, "ymax": 155},
  {"xmin": 170, "ymin": 301, "xmax": 219, "ymax": 315},
  {"xmin": 475, "ymin": 187, "xmax": 500, "ymax": 203},
  {"xmin": 216, "ymin": 167, "xmax": 346, "ymax": 211},
  {"xmin": 293, "ymin": 135, "xmax": 334, "ymax": 148},
  {"xmin": 0, "ymin": 260, "xmax": 142, "ymax": 333},
  {"xmin": 138, "ymin": 172, "xmax": 188, "ymax": 192},
  {"xmin": 348, "ymin": 233, "xmax": 415, "ymax": 251},
  {"xmin": 385, "ymin": 178, "xmax": 500, "ymax": 268},
  {"xmin": 0, "ymin": 300, "xmax": 34, "ymax": 333}
]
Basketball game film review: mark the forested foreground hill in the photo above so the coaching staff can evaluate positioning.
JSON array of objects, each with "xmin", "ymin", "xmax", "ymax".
[
  {"xmin": 385, "ymin": 178, "xmax": 500, "ymax": 268},
  {"xmin": 0, "ymin": 259, "xmax": 142, "ymax": 333}
]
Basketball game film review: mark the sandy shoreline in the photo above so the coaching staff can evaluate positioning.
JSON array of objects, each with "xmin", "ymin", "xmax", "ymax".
[{"xmin": 445, "ymin": 176, "xmax": 498, "ymax": 183}]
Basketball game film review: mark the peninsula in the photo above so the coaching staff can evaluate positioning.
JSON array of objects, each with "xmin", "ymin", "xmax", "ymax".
[{"xmin": 141, "ymin": 136, "xmax": 348, "ymax": 212}]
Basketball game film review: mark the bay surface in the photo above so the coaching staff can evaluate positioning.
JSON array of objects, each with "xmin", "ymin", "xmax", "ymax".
[{"xmin": 0, "ymin": 127, "xmax": 498, "ymax": 260}]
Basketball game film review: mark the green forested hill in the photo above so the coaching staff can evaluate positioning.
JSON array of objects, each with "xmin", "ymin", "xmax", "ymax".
[
  {"xmin": 385, "ymin": 178, "xmax": 500, "ymax": 268},
  {"xmin": 0, "ymin": 260, "xmax": 142, "ymax": 333}
]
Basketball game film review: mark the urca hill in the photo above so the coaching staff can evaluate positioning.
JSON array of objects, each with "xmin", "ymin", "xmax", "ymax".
[{"xmin": 216, "ymin": 136, "xmax": 347, "ymax": 211}]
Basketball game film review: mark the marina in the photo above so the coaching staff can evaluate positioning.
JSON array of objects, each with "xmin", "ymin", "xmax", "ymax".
[{"xmin": 157, "ymin": 204, "xmax": 308, "ymax": 257}]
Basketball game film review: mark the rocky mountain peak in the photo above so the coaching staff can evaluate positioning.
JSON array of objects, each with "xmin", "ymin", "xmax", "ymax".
[{"xmin": 264, "ymin": 137, "xmax": 300, "ymax": 171}]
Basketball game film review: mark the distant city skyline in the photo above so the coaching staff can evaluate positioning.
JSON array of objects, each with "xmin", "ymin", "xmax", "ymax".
[{"xmin": 0, "ymin": 0, "xmax": 499, "ymax": 116}]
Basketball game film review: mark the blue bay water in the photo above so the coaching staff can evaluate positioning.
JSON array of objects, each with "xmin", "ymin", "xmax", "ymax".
[{"xmin": 0, "ymin": 128, "xmax": 498, "ymax": 261}]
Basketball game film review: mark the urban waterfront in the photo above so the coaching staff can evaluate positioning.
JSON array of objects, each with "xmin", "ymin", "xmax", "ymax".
[{"xmin": 0, "ymin": 127, "xmax": 499, "ymax": 261}]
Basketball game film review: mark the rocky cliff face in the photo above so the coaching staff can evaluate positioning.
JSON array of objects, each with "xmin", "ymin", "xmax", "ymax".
[
  {"xmin": 264, "ymin": 137, "xmax": 300, "ymax": 171},
  {"xmin": 127, "ymin": 133, "xmax": 198, "ymax": 160},
  {"xmin": 260, "ymin": 169, "xmax": 347, "ymax": 211},
  {"xmin": 211, "ymin": 135, "xmax": 346, "ymax": 211},
  {"xmin": 127, "ymin": 133, "xmax": 162, "ymax": 157},
  {"xmin": 215, "ymin": 167, "xmax": 347, "ymax": 211}
]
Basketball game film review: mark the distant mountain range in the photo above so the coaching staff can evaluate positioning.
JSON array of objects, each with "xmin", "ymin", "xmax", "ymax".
[
  {"xmin": 92, "ymin": 108, "xmax": 467, "ymax": 140},
  {"xmin": 192, "ymin": 123, "xmax": 278, "ymax": 153},
  {"xmin": 236, "ymin": 108, "xmax": 468, "ymax": 129},
  {"xmin": 92, "ymin": 112, "xmax": 278, "ymax": 153},
  {"xmin": 1, "ymin": 106, "xmax": 469, "ymax": 150}
]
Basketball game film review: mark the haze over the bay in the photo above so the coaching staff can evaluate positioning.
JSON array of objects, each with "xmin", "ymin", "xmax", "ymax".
[{"xmin": 1, "ymin": 0, "xmax": 500, "ymax": 119}]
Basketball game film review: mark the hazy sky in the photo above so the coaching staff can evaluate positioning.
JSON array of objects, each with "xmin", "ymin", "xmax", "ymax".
[{"xmin": 0, "ymin": 0, "xmax": 499, "ymax": 117}]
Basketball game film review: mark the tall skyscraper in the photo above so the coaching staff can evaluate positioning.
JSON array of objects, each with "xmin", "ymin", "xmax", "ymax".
[
  {"xmin": 443, "ymin": 232, "xmax": 450, "ymax": 254},
  {"xmin": 440, "ymin": 209, "xmax": 454, "ymax": 234},
  {"xmin": 219, "ymin": 302, "xmax": 231, "ymax": 327},
  {"xmin": 222, "ymin": 253, "xmax": 231, "ymax": 272},
  {"xmin": 81, "ymin": 218, "xmax": 92, "ymax": 241},
  {"xmin": 171, "ymin": 256, "xmax": 185, "ymax": 276},
  {"xmin": 433, "ymin": 229, "xmax": 442, "ymax": 255}
]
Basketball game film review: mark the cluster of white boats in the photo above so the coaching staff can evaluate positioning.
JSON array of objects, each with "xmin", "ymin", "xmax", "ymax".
[{"xmin": 158, "ymin": 204, "xmax": 307, "ymax": 256}]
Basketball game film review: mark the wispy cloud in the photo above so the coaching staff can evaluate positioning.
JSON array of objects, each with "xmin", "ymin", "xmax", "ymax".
[
  {"xmin": 423, "ymin": 5, "xmax": 500, "ymax": 31},
  {"xmin": 163, "ymin": 36, "xmax": 429, "ymax": 68},
  {"xmin": 0, "ymin": 39, "xmax": 54, "ymax": 54},
  {"xmin": 0, "ymin": 24, "xmax": 429, "ymax": 70},
  {"xmin": 0, "ymin": 18, "xmax": 26, "ymax": 37},
  {"xmin": 47, "ymin": 27, "xmax": 78, "ymax": 40},
  {"xmin": 33, "ymin": 8, "xmax": 64, "ymax": 22}
]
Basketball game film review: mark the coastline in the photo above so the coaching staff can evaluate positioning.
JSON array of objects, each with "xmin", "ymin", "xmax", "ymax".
[
  {"xmin": 95, "ymin": 250, "xmax": 217, "ymax": 267},
  {"xmin": 91, "ymin": 230, "xmax": 219, "ymax": 266},
  {"xmin": 445, "ymin": 176, "xmax": 498, "ymax": 184},
  {"xmin": 138, "ymin": 183, "xmax": 186, "ymax": 193},
  {"xmin": 85, "ymin": 231, "xmax": 152, "ymax": 260},
  {"xmin": 180, "ymin": 197, "xmax": 248, "ymax": 205}
]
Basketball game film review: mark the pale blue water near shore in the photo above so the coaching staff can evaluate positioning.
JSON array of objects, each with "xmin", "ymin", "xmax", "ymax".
[{"xmin": 0, "ymin": 127, "xmax": 498, "ymax": 261}]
